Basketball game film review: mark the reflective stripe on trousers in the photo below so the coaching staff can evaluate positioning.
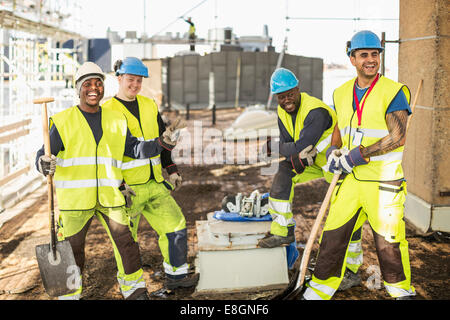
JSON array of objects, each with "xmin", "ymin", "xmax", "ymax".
[
  {"xmin": 268, "ymin": 198, "xmax": 295, "ymax": 227},
  {"xmin": 385, "ymin": 285, "xmax": 416, "ymax": 298},
  {"xmin": 164, "ymin": 262, "xmax": 189, "ymax": 277},
  {"xmin": 117, "ymin": 269, "xmax": 147, "ymax": 299},
  {"xmin": 303, "ymin": 281, "xmax": 336, "ymax": 300},
  {"xmin": 347, "ymin": 240, "xmax": 363, "ymax": 270}
]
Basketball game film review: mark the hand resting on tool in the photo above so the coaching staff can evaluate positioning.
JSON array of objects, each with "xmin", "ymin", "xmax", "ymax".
[
  {"xmin": 38, "ymin": 154, "xmax": 57, "ymax": 176},
  {"xmin": 323, "ymin": 146, "xmax": 341, "ymax": 173},
  {"xmin": 159, "ymin": 117, "xmax": 186, "ymax": 149},
  {"xmin": 290, "ymin": 145, "xmax": 317, "ymax": 174},
  {"xmin": 168, "ymin": 172, "xmax": 182, "ymax": 191},
  {"xmin": 119, "ymin": 182, "xmax": 136, "ymax": 208}
]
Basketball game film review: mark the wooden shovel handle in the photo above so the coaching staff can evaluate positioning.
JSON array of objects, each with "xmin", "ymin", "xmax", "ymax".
[
  {"xmin": 295, "ymin": 172, "xmax": 341, "ymax": 289},
  {"xmin": 38, "ymin": 99, "xmax": 57, "ymax": 254}
]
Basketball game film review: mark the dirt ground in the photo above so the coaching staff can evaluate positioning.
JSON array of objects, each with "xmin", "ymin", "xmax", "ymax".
[{"xmin": 0, "ymin": 108, "xmax": 449, "ymax": 301}]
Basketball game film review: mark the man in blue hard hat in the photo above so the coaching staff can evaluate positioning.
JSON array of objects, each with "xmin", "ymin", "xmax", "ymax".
[
  {"xmin": 302, "ymin": 30, "xmax": 415, "ymax": 300},
  {"xmin": 257, "ymin": 68, "xmax": 337, "ymax": 248},
  {"xmin": 102, "ymin": 57, "xmax": 199, "ymax": 292}
]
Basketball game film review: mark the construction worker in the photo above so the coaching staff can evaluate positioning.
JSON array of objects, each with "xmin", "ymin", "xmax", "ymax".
[
  {"xmin": 184, "ymin": 17, "xmax": 196, "ymax": 51},
  {"xmin": 258, "ymin": 68, "xmax": 337, "ymax": 248},
  {"xmin": 102, "ymin": 57, "xmax": 199, "ymax": 290},
  {"xmin": 35, "ymin": 61, "xmax": 181, "ymax": 300},
  {"xmin": 303, "ymin": 30, "xmax": 415, "ymax": 300}
]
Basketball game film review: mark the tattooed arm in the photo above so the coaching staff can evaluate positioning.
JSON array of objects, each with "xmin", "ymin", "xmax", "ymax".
[{"xmin": 360, "ymin": 109, "xmax": 408, "ymax": 158}]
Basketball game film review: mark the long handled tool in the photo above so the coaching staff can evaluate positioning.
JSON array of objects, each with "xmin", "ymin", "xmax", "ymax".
[
  {"xmin": 34, "ymin": 97, "xmax": 78, "ymax": 297},
  {"xmin": 271, "ymin": 172, "xmax": 341, "ymax": 300}
]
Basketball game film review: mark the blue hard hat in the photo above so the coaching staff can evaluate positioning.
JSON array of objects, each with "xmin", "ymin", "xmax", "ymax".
[
  {"xmin": 347, "ymin": 30, "xmax": 384, "ymax": 57},
  {"xmin": 270, "ymin": 68, "xmax": 299, "ymax": 94},
  {"xmin": 115, "ymin": 57, "xmax": 149, "ymax": 77}
]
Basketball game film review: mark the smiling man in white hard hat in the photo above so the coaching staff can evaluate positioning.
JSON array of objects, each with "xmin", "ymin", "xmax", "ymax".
[{"xmin": 35, "ymin": 61, "xmax": 184, "ymax": 300}]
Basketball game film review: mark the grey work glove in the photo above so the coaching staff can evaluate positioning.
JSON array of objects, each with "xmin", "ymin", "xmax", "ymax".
[
  {"xmin": 119, "ymin": 182, "xmax": 136, "ymax": 208},
  {"xmin": 168, "ymin": 172, "xmax": 182, "ymax": 191},
  {"xmin": 338, "ymin": 146, "xmax": 369, "ymax": 174},
  {"xmin": 160, "ymin": 117, "xmax": 186, "ymax": 148},
  {"xmin": 290, "ymin": 145, "xmax": 318, "ymax": 174},
  {"xmin": 38, "ymin": 154, "xmax": 57, "ymax": 177},
  {"xmin": 323, "ymin": 146, "xmax": 342, "ymax": 174}
]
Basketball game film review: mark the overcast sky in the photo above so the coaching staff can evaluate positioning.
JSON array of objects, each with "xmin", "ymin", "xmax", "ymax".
[{"xmin": 80, "ymin": 0, "xmax": 400, "ymax": 66}]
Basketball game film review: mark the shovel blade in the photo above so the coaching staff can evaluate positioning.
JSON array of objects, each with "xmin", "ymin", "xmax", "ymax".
[{"xmin": 35, "ymin": 240, "xmax": 78, "ymax": 297}]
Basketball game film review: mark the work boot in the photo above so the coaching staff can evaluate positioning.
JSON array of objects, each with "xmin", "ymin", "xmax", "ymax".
[
  {"xmin": 338, "ymin": 269, "xmax": 362, "ymax": 291},
  {"xmin": 127, "ymin": 289, "xmax": 150, "ymax": 300},
  {"xmin": 165, "ymin": 273, "xmax": 200, "ymax": 290},
  {"xmin": 135, "ymin": 291, "xmax": 150, "ymax": 300},
  {"xmin": 258, "ymin": 233, "xmax": 295, "ymax": 248}
]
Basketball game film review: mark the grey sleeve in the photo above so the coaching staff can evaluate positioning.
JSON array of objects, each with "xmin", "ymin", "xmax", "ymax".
[
  {"xmin": 124, "ymin": 128, "xmax": 164, "ymax": 159},
  {"xmin": 279, "ymin": 108, "xmax": 332, "ymax": 158}
]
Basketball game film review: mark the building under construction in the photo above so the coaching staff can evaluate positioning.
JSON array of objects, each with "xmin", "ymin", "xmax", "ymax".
[{"xmin": 0, "ymin": 0, "xmax": 448, "ymax": 303}]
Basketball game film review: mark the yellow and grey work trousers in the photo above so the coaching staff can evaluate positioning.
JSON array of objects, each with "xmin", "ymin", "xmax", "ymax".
[
  {"xmin": 126, "ymin": 179, "xmax": 188, "ymax": 280},
  {"xmin": 304, "ymin": 174, "xmax": 416, "ymax": 300},
  {"xmin": 269, "ymin": 160, "xmax": 332, "ymax": 237},
  {"xmin": 56, "ymin": 202, "xmax": 146, "ymax": 300}
]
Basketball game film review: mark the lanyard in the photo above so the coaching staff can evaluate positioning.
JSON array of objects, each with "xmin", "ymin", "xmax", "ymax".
[{"xmin": 353, "ymin": 73, "xmax": 380, "ymax": 127}]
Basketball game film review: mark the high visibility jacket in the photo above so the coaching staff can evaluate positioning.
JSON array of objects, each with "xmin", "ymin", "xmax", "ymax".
[
  {"xmin": 277, "ymin": 92, "xmax": 337, "ymax": 170},
  {"xmin": 102, "ymin": 95, "xmax": 163, "ymax": 185},
  {"xmin": 189, "ymin": 25, "xmax": 195, "ymax": 35},
  {"xmin": 51, "ymin": 106, "xmax": 127, "ymax": 210},
  {"xmin": 333, "ymin": 75, "xmax": 411, "ymax": 181}
]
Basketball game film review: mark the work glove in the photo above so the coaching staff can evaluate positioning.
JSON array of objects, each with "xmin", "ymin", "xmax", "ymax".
[
  {"xmin": 323, "ymin": 146, "xmax": 341, "ymax": 173},
  {"xmin": 38, "ymin": 154, "xmax": 57, "ymax": 177},
  {"xmin": 159, "ymin": 117, "xmax": 186, "ymax": 149},
  {"xmin": 290, "ymin": 145, "xmax": 317, "ymax": 174},
  {"xmin": 337, "ymin": 146, "xmax": 369, "ymax": 174},
  {"xmin": 119, "ymin": 182, "xmax": 136, "ymax": 208},
  {"xmin": 168, "ymin": 172, "xmax": 182, "ymax": 191}
]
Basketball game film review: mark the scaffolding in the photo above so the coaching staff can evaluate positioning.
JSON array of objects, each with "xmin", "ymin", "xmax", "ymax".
[{"xmin": 0, "ymin": 1, "xmax": 83, "ymax": 211}]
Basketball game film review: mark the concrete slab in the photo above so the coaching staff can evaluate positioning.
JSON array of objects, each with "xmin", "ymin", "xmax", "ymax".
[{"xmin": 194, "ymin": 213, "xmax": 289, "ymax": 294}]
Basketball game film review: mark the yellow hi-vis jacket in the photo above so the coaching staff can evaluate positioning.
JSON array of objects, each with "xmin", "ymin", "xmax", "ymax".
[
  {"xmin": 333, "ymin": 75, "xmax": 411, "ymax": 181},
  {"xmin": 277, "ymin": 92, "xmax": 337, "ymax": 170},
  {"xmin": 51, "ymin": 106, "xmax": 127, "ymax": 210},
  {"xmin": 102, "ymin": 95, "xmax": 163, "ymax": 185}
]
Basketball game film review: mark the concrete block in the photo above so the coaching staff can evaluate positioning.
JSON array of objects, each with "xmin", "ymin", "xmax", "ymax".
[
  {"xmin": 431, "ymin": 206, "xmax": 450, "ymax": 233},
  {"xmin": 404, "ymin": 192, "xmax": 432, "ymax": 233},
  {"xmin": 194, "ymin": 213, "xmax": 289, "ymax": 295}
]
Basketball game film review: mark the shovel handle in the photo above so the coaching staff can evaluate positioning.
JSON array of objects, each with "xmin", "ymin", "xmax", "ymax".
[
  {"xmin": 38, "ymin": 99, "xmax": 57, "ymax": 256},
  {"xmin": 295, "ymin": 172, "xmax": 341, "ymax": 290}
]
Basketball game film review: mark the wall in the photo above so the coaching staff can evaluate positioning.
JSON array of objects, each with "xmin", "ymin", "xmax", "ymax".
[
  {"xmin": 166, "ymin": 51, "xmax": 323, "ymax": 109},
  {"xmin": 399, "ymin": 0, "xmax": 449, "ymax": 232}
]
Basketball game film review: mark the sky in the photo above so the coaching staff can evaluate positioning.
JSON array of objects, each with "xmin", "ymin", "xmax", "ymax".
[{"xmin": 80, "ymin": 0, "xmax": 400, "ymax": 66}]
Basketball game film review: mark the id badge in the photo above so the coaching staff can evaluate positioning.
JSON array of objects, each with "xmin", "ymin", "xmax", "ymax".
[{"xmin": 353, "ymin": 129, "xmax": 364, "ymax": 146}]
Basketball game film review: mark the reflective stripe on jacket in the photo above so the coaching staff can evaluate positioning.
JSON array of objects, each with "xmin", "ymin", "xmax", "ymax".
[
  {"xmin": 102, "ymin": 95, "xmax": 163, "ymax": 184},
  {"xmin": 333, "ymin": 76, "xmax": 411, "ymax": 181},
  {"xmin": 277, "ymin": 92, "xmax": 337, "ymax": 170},
  {"xmin": 51, "ymin": 106, "xmax": 127, "ymax": 210}
]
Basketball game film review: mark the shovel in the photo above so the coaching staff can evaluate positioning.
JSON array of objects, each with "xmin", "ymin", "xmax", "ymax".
[
  {"xmin": 271, "ymin": 172, "xmax": 341, "ymax": 300},
  {"xmin": 34, "ymin": 97, "xmax": 78, "ymax": 297}
]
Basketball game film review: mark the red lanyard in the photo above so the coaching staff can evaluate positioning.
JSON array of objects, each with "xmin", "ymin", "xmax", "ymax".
[{"xmin": 353, "ymin": 73, "xmax": 380, "ymax": 127}]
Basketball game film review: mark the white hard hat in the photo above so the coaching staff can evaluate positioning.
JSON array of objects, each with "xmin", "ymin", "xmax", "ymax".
[
  {"xmin": 75, "ymin": 61, "xmax": 104, "ymax": 83},
  {"xmin": 75, "ymin": 62, "xmax": 105, "ymax": 95}
]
